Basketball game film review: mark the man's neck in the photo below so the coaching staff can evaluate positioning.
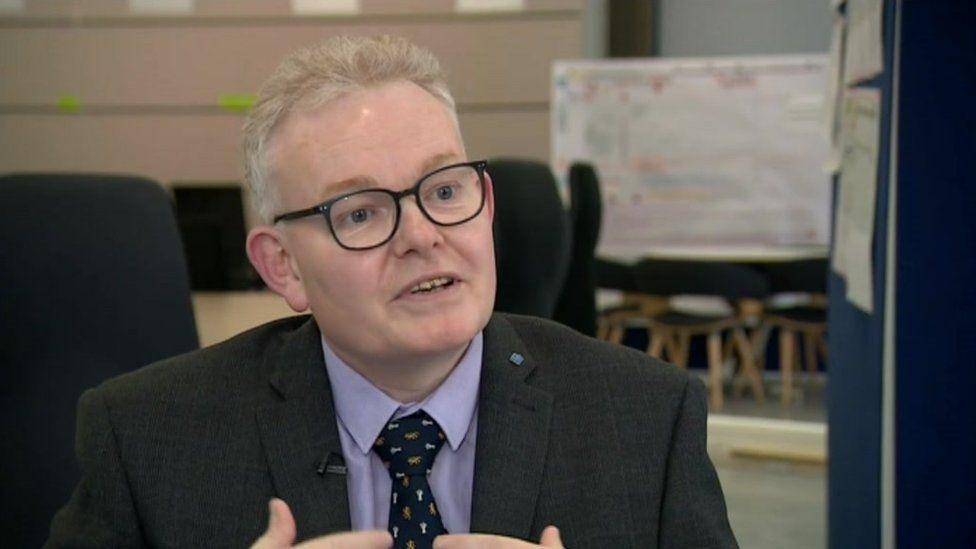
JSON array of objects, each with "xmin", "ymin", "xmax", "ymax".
[{"xmin": 326, "ymin": 341, "xmax": 470, "ymax": 404}]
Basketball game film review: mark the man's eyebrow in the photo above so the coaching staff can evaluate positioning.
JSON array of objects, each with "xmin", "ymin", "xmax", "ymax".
[
  {"xmin": 417, "ymin": 152, "xmax": 464, "ymax": 178},
  {"xmin": 318, "ymin": 175, "xmax": 378, "ymax": 201},
  {"xmin": 317, "ymin": 152, "xmax": 463, "ymax": 202}
]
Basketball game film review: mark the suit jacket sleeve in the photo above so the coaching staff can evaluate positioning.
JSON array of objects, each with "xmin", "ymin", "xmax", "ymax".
[
  {"xmin": 659, "ymin": 377, "xmax": 738, "ymax": 548},
  {"xmin": 45, "ymin": 388, "xmax": 146, "ymax": 549}
]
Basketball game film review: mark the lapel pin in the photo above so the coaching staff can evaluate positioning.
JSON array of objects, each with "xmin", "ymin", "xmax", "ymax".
[{"xmin": 509, "ymin": 352, "xmax": 525, "ymax": 366}]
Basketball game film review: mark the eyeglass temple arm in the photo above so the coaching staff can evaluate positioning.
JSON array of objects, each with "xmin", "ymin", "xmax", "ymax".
[{"xmin": 273, "ymin": 205, "xmax": 325, "ymax": 224}]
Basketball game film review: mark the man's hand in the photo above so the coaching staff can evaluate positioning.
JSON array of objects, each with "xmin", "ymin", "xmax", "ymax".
[
  {"xmin": 433, "ymin": 526, "xmax": 564, "ymax": 549},
  {"xmin": 251, "ymin": 498, "xmax": 392, "ymax": 549}
]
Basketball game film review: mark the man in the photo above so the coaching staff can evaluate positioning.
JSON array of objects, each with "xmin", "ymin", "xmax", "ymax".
[{"xmin": 47, "ymin": 36, "xmax": 736, "ymax": 548}]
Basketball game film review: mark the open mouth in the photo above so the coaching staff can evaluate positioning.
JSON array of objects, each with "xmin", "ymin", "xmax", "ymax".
[{"xmin": 408, "ymin": 276, "xmax": 456, "ymax": 295}]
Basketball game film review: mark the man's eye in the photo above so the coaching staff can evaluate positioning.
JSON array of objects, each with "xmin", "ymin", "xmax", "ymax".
[
  {"xmin": 433, "ymin": 185, "xmax": 456, "ymax": 201},
  {"xmin": 347, "ymin": 208, "xmax": 372, "ymax": 224}
]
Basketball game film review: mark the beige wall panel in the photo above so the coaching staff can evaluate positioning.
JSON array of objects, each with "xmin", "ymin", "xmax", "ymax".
[
  {"xmin": 0, "ymin": 18, "xmax": 581, "ymax": 106},
  {"xmin": 17, "ymin": 0, "xmax": 127, "ymax": 17},
  {"xmin": 459, "ymin": 110, "xmax": 549, "ymax": 161},
  {"xmin": 0, "ymin": 114, "xmax": 244, "ymax": 184},
  {"xmin": 0, "ymin": 109, "xmax": 549, "ymax": 182},
  {"xmin": 360, "ymin": 0, "xmax": 456, "ymax": 15},
  {"xmin": 194, "ymin": 1, "xmax": 292, "ymax": 17}
]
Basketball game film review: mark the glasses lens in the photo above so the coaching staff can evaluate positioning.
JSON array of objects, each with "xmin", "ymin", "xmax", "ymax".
[
  {"xmin": 418, "ymin": 165, "xmax": 484, "ymax": 225},
  {"xmin": 329, "ymin": 191, "xmax": 397, "ymax": 249}
]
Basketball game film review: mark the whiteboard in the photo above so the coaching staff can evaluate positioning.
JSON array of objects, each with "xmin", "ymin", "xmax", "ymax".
[{"xmin": 552, "ymin": 55, "xmax": 831, "ymax": 261}]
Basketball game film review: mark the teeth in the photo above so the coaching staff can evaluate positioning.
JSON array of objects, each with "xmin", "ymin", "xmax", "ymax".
[{"xmin": 410, "ymin": 277, "xmax": 453, "ymax": 294}]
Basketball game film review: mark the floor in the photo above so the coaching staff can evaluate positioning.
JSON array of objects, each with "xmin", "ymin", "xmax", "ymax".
[
  {"xmin": 709, "ymin": 375, "xmax": 827, "ymax": 548},
  {"xmin": 715, "ymin": 457, "xmax": 826, "ymax": 549},
  {"xmin": 717, "ymin": 373, "xmax": 827, "ymax": 423}
]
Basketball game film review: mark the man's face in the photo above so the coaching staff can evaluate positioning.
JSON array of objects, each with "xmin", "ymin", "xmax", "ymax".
[{"xmin": 267, "ymin": 81, "xmax": 496, "ymax": 364}]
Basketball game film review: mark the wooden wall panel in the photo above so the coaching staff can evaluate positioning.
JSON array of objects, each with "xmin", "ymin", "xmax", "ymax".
[
  {"xmin": 461, "ymin": 110, "xmax": 549, "ymax": 160},
  {"xmin": 0, "ymin": 18, "xmax": 581, "ymax": 107},
  {"xmin": 0, "ymin": 113, "xmax": 244, "ymax": 183},
  {"xmin": 0, "ymin": 109, "xmax": 548, "ymax": 183},
  {"xmin": 0, "ymin": 2, "xmax": 585, "ymax": 195}
]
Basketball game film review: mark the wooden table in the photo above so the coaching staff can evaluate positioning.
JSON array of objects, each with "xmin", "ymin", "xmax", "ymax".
[{"xmin": 191, "ymin": 291, "xmax": 301, "ymax": 347}]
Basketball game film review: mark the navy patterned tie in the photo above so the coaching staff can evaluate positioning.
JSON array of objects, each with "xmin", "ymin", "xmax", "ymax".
[{"xmin": 373, "ymin": 410, "xmax": 448, "ymax": 549}]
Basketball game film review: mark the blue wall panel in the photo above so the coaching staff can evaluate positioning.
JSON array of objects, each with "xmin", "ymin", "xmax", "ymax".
[{"xmin": 895, "ymin": 2, "xmax": 976, "ymax": 546}]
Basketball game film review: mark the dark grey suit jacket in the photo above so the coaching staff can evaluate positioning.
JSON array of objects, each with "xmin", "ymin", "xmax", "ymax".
[{"xmin": 47, "ymin": 313, "xmax": 736, "ymax": 548}]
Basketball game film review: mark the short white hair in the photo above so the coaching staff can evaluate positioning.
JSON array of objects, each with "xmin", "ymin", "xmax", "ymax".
[{"xmin": 241, "ymin": 35, "xmax": 458, "ymax": 222}]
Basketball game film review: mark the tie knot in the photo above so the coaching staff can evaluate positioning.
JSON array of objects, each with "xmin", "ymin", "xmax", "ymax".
[{"xmin": 373, "ymin": 411, "xmax": 446, "ymax": 479}]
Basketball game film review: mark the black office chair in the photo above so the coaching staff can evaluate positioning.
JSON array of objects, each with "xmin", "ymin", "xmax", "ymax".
[
  {"xmin": 632, "ymin": 259, "xmax": 770, "ymax": 409},
  {"xmin": 0, "ymin": 174, "xmax": 199, "ymax": 547},
  {"xmin": 489, "ymin": 158, "xmax": 571, "ymax": 319},
  {"xmin": 753, "ymin": 259, "xmax": 829, "ymax": 405},
  {"xmin": 553, "ymin": 162, "xmax": 602, "ymax": 337}
]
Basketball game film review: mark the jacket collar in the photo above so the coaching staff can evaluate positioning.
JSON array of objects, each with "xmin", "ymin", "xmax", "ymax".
[
  {"xmin": 469, "ymin": 313, "xmax": 554, "ymax": 539},
  {"xmin": 257, "ymin": 316, "xmax": 351, "ymax": 541}
]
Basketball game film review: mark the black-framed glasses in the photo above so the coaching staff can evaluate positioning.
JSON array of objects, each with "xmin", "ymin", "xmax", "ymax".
[{"xmin": 273, "ymin": 160, "xmax": 488, "ymax": 251}]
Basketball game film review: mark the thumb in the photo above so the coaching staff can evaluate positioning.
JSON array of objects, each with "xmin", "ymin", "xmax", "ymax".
[
  {"xmin": 538, "ymin": 525, "xmax": 563, "ymax": 547},
  {"xmin": 252, "ymin": 498, "xmax": 297, "ymax": 548}
]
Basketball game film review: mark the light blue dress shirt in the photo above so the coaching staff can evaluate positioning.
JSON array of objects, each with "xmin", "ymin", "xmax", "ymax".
[{"xmin": 321, "ymin": 333, "xmax": 482, "ymax": 533}]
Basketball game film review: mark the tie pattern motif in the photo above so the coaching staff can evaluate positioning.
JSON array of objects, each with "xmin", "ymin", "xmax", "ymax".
[{"xmin": 373, "ymin": 410, "xmax": 448, "ymax": 549}]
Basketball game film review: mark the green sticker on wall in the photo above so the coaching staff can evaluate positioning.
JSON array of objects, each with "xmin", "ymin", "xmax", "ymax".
[
  {"xmin": 57, "ymin": 96, "xmax": 82, "ymax": 113},
  {"xmin": 219, "ymin": 94, "xmax": 256, "ymax": 113}
]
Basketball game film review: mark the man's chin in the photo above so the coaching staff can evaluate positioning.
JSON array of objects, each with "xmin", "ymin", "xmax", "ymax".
[{"xmin": 396, "ymin": 317, "xmax": 483, "ymax": 355}]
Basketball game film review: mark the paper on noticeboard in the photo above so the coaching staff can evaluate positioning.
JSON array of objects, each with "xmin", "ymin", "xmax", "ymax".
[
  {"xmin": 291, "ymin": 0, "xmax": 360, "ymax": 15},
  {"xmin": 843, "ymin": 0, "xmax": 884, "ymax": 84},
  {"xmin": 128, "ymin": 0, "xmax": 193, "ymax": 13},
  {"xmin": 824, "ymin": 15, "xmax": 847, "ymax": 173},
  {"xmin": 456, "ymin": 0, "xmax": 524, "ymax": 12},
  {"xmin": 832, "ymin": 88, "xmax": 880, "ymax": 313}
]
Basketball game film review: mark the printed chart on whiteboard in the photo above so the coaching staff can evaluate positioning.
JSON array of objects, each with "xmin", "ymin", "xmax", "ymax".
[{"xmin": 552, "ymin": 55, "xmax": 831, "ymax": 260}]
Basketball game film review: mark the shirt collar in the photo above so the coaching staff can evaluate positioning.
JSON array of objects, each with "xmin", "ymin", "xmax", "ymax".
[{"xmin": 322, "ymin": 332, "xmax": 483, "ymax": 455}]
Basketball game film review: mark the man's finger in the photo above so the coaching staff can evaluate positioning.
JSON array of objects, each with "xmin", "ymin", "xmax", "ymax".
[
  {"xmin": 252, "ymin": 498, "xmax": 297, "ymax": 548},
  {"xmin": 431, "ymin": 527, "xmax": 563, "ymax": 549},
  {"xmin": 296, "ymin": 530, "xmax": 392, "ymax": 548},
  {"xmin": 538, "ymin": 525, "xmax": 563, "ymax": 547},
  {"xmin": 434, "ymin": 533, "xmax": 538, "ymax": 548}
]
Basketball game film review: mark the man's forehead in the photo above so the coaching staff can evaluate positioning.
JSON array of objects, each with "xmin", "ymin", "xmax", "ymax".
[
  {"xmin": 269, "ymin": 82, "xmax": 465, "ymax": 203},
  {"xmin": 277, "ymin": 82, "xmax": 454, "ymax": 145},
  {"xmin": 313, "ymin": 151, "xmax": 465, "ymax": 200}
]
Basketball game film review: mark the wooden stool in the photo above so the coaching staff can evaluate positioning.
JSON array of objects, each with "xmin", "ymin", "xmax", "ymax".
[
  {"xmin": 647, "ymin": 315, "xmax": 764, "ymax": 410},
  {"xmin": 762, "ymin": 306, "xmax": 827, "ymax": 406}
]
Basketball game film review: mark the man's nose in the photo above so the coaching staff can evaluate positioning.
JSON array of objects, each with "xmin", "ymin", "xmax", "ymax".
[{"xmin": 391, "ymin": 198, "xmax": 443, "ymax": 256}]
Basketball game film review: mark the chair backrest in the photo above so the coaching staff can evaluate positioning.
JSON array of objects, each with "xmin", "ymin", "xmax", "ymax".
[
  {"xmin": 553, "ymin": 162, "xmax": 603, "ymax": 336},
  {"xmin": 755, "ymin": 258, "xmax": 829, "ymax": 295},
  {"xmin": 0, "ymin": 174, "xmax": 199, "ymax": 547},
  {"xmin": 489, "ymin": 158, "xmax": 571, "ymax": 318},
  {"xmin": 632, "ymin": 259, "xmax": 770, "ymax": 300},
  {"xmin": 595, "ymin": 258, "xmax": 640, "ymax": 292}
]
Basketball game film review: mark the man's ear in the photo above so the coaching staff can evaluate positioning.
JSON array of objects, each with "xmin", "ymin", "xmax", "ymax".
[
  {"xmin": 483, "ymin": 171, "xmax": 495, "ymax": 221},
  {"xmin": 246, "ymin": 226, "xmax": 309, "ymax": 313}
]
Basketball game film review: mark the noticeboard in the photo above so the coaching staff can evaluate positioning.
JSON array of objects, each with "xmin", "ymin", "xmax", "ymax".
[{"xmin": 552, "ymin": 55, "xmax": 831, "ymax": 260}]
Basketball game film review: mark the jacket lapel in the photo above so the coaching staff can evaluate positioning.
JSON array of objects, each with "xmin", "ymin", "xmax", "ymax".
[
  {"xmin": 255, "ymin": 317, "xmax": 351, "ymax": 541},
  {"xmin": 470, "ymin": 314, "xmax": 553, "ymax": 540}
]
